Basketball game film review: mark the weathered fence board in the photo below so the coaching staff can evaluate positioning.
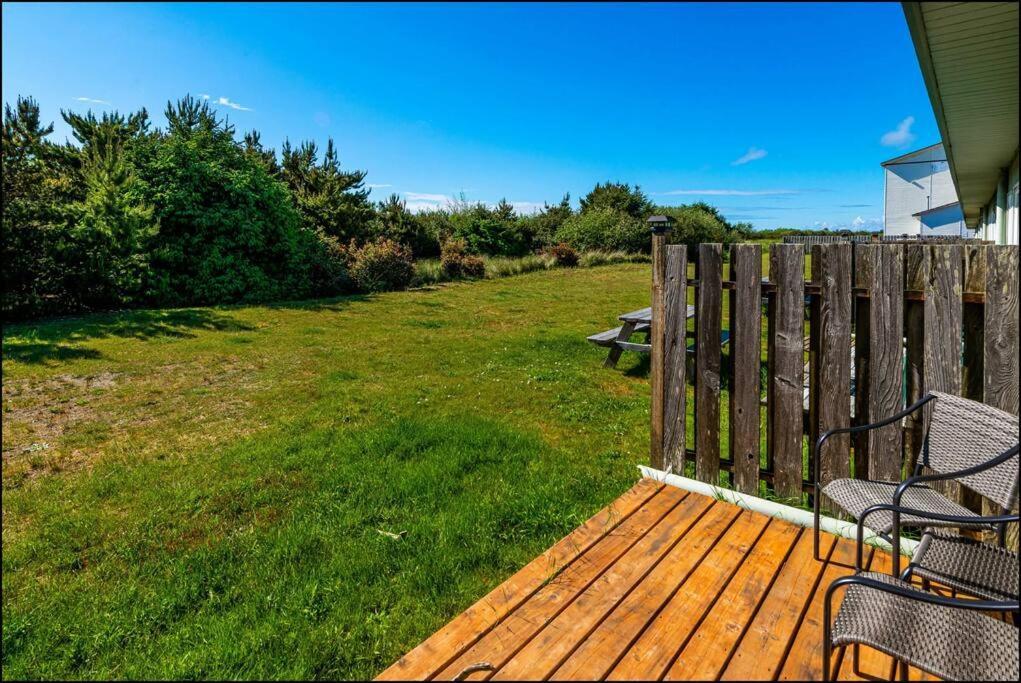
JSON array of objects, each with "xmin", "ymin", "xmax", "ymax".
[
  {"xmin": 662, "ymin": 246, "xmax": 688, "ymax": 475},
  {"xmin": 809, "ymin": 243, "xmax": 852, "ymax": 494},
  {"xmin": 649, "ymin": 229, "xmax": 669, "ymax": 469},
  {"xmin": 903, "ymin": 245, "xmax": 927, "ymax": 472},
  {"xmin": 695, "ymin": 243, "xmax": 723, "ymax": 483},
  {"xmin": 728, "ymin": 244, "xmax": 762, "ymax": 494},
  {"xmin": 984, "ymin": 246, "xmax": 1020, "ymax": 548},
  {"xmin": 768, "ymin": 244, "xmax": 805, "ymax": 498},
  {"xmin": 923, "ymin": 245, "xmax": 964, "ymax": 504},
  {"xmin": 854, "ymin": 244, "xmax": 904, "ymax": 482}
]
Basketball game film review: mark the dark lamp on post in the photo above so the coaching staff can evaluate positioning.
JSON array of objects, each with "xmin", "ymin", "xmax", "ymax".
[{"xmin": 647, "ymin": 215, "xmax": 674, "ymax": 235}]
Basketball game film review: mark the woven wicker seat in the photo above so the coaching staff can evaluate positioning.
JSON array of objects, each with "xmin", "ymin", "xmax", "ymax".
[
  {"xmin": 830, "ymin": 572, "xmax": 1019, "ymax": 681},
  {"xmin": 910, "ymin": 529, "xmax": 1019, "ymax": 602},
  {"xmin": 821, "ymin": 479, "xmax": 987, "ymax": 534}
]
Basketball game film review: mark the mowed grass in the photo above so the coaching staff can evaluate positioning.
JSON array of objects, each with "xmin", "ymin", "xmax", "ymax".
[{"xmin": 2, "ymin": 264, "xmax": 655, "ymax": 679}]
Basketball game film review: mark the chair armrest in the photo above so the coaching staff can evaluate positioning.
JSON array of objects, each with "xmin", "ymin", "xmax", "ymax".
[
  {"xmin": 825, "ymin": 573, "xmax": 1019, "ymax": 614},
  {"xmin": 855, "ymin": 502, "xmax": 1019, "ymax": 574},
  {"xmin": 813, "ymin": 395, "xmax": 935, "ymax": 492},
  {"xmin": 893, "ymin": 443, "xmax": 1020, "ymax": 508}
]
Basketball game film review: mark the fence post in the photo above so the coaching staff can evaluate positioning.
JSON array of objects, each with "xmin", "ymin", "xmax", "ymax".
[{"xmin": 649, "ymin": 216, "xmax": 673, "ymax": 470}]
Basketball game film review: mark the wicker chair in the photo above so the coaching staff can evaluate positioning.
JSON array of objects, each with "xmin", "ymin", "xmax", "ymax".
[
  {"xmin": 812, "ymin": 391, "xmax": 1020, "ymax": 575},
  {"xmin": 822, "ymin": 572, "xmax": 1019, "ymax": 681}
]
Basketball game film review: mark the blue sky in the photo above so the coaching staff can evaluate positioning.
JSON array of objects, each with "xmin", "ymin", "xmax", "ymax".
[{"xmin": 2, "ymin": 2, "xmax": 939, "ymax": 230}]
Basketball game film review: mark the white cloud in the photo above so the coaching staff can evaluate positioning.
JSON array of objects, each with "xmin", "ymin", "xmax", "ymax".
[
  {"xmin": 658, "ymin": 188, "xmax": 801, "ymax": 196},
  {"xmin": 880, "ymin": 116, "xmax": 916, "ymax": 148},
  {"xmin": 215, "ymin": 96, "xmax": 252, "ymax": 112},
  {"xmin": 74, "ymin": 97, "xmax": 111, "ymax": 106},
  {"xmin": 405, "ymin": 192, "xmax": 450, "ymax": 203},
  {"xmin": 731, "ymin": 147, "xmax": 767, "ymax": 166},
  {"xmin": 199, "ymin": 93, "xmax": 211, "ymax": 100},
  {"xmin": 367, "ymin": 183, "xmax": 393, "ymax": 189},
  {"xmin": 510, "ymin": 201, "xmax": 544, "ymax": 215}
]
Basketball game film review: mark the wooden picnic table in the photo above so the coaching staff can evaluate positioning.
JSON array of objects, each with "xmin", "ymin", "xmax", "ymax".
[{"xmin": 588, "ymin": 305, "xmax": 695, "ymax": 369}]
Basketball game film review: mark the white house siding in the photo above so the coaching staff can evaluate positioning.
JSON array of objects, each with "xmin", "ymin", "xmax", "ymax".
[
  {"xmin": 1007, "ymin": 152, "xmax": 1019, "ymax": 246},
  {"xmin": 918, "ymin": 204, "xmax": 965, "ymax": 236},
  {"xmin": 977, "ymin": 151, "xmax": 1019, "ymax": 246},
  {"xmin": 883, "ymin": 144, "xmax": 960, "ymax": 237}
]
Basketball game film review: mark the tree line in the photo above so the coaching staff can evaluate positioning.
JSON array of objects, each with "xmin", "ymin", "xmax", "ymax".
[{"xmin": 4, "ymin": 94, "xmax": 761, "ymax": 320}]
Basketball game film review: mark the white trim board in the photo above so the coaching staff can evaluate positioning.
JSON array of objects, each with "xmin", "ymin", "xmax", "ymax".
[{"xmin": 637, "ymin": 465, "xmax": 919, "ymax": 557}]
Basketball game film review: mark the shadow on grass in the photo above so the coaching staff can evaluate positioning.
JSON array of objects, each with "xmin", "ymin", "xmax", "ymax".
[
  {"xmin": 622, "ymin": 354, "xmax": 651, "ymax": 378},
  {"xmin": 3, "ymin": 294, "xmax": 376, "ymax": 366},
  {"xmin": 3, "ymin": 309, "xmax": 255, "ymax": 365}
]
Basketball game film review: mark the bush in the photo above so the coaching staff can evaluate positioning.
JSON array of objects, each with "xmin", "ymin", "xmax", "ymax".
[
  {"xmin": 578, "ymin": 250, "xmax": 651, "ymax": 268},
  {"xmin": 349, "ymin": 238, "xmax": 414, "ymax": 292},
  {"xmin": 440, "ymin": 240, "xmax": 485, "ymax": 279},
  {"xmin": 555, "ymin": 208, "xmax": 649, "ymax": 253},
  {"xmin": 293, "ymin": 230, "xmax": 350, "ymax": 296},
  {"xmin": 484, "ymin": 254, "xmax": 550, "ymax": 278},
  {"xmin": 547, "ymin": 243, "xmax": 579, "ymax": 267}
]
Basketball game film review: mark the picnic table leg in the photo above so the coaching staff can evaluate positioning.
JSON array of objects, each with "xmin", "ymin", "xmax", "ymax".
[{"xmin": 604, "ymin": 321, "xmax": 637, "ymax": 368}]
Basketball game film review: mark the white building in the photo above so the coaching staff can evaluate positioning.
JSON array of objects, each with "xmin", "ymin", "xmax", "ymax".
[
  {"xmin": 882, "ymin": 143, "xmax": 966, "ymax": 237},
  {"xmin": 904, "ymin": 2, "xmax": 1019, "ymax": 245}
]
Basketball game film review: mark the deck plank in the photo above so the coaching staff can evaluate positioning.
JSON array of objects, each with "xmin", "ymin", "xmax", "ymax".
[
  {"xmin": 375, "ymin": 478, "xmax": 662, "ymax": 680},
  {"xmin": 606, "ymin": 509, "xmax": 771, "ymax": 680},
  {"xmin": 489, "ymin": 491, "xmax": 716, "ymax": 680},
  {"xmin": 779, "ymin": 537, "xmax": 862, "ymax": 680},
  {"xmin": 431, "ymin": 484, "xmax": 688, "ymax": 681},
  {"xmin": 664, "ymin": 520, "xmax": 802, "ymax": 680},
  {"xmin": 549, "ymin": 500, "xmax": 743, "ymax": 680},
  {"xmin": 720, "ymin": 529, "xmax": 838, "ymax": 680}
]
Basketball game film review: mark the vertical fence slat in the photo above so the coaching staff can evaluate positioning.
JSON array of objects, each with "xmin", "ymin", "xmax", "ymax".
[
  {"xmin": 810, "ymin": 243, "xmax": 852, "ymax": 494},
  {"xmin": 903, "ymin": 245, "xmax": 927, "ymax": 472},
  {"xmin": 649, "ymin": 229, "xmax": 668, "ymax": 469},
  {"xmin": 984, "ymin": 246, "xmax": 1019, "ymax": 414},
  {"xmin": 962, "ymin": 246, "xmax": 987, "ymax": 403},
  {"xmin": 768, "ymin": 244, "xmax": 804, "ymax": 498},
  {"xmin": 923, "ymin": 245, "xmax": 964, "ymax": 504},
  {"xmin": 861, "ymin": 244, "xmax": 904, "ymax": 482},
  {"xmin": 729, "ymin": 243, "xmax": 762, "ymax": 494},
  {"xmin": 853, "ymin": 244, "xmax": 873, "ymax": 477},
  {"xmin": 695, "ymin": 243, "xmax": 722, "ymax": 484},
  {"xmin": 663, "ymin": 245, "xmax": 688, "ymax": 475},
  {"xmin": 984, "ymin": 246, "xmax": 1019, "ymax": 549}
]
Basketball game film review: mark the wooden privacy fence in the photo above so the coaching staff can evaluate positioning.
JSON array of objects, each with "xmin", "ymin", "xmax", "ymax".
[{"xmin": 649, "ymin": 239, "xmax": 1019, "ymax": 514}]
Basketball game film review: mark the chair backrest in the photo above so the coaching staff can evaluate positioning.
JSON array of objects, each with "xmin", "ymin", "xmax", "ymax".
[{"xmin": 926, "ymin": 391, "xmax": 1020, "ymax": 510}]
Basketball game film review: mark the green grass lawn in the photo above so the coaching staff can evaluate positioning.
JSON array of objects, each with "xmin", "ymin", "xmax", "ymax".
[{"xmin": 2, "ymin": 264, "xmax": 657, "ymax": 679}]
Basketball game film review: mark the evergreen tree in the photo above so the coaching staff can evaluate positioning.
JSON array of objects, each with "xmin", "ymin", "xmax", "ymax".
[
  {"xmin": 1, "ymin": 97, "xmax": 71, "ymax": 315},
  {"xmin": 280, "ymin": 138, "xmax": 373, "ymax": 242},
  {"xmin": 579, "ymin": 182, "xmax": 652, "ymax": 219}
]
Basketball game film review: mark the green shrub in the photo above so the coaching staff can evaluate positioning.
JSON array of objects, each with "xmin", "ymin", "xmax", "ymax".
[
  {"xmin": 440, "ymin": 239, "xmax": 485, "ymax": 279},
  {"xmin": 349, "ymin": 238, "xmax": 415, "ymax": 292},
  {"xmin": 483, "ymin": 254, "xmax": 551, "ymax": 278},
  {"xmin": 578, "ymin": 250, "xmax": 651, "ymax": 268},
  {"xmin": 547, "ymin": 243, "xmax": 579, "ymax": 267},
  {"xmin": 555, "ymin": 208, "xmax": 649, "ymax": 253},
  {"xmin": 293, "ymin": 230, "xmax": 350, "ymax": 296}
]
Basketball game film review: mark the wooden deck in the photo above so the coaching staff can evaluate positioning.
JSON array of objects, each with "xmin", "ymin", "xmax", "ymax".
[{"xmin": 378, "ymin": 478, "xmax": 939, "ymax": 681}]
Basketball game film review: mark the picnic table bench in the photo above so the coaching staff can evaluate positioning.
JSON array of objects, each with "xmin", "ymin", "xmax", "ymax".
[{"xmin": 589, "ymin": 305, "xmax": 730, "ymax": 373}]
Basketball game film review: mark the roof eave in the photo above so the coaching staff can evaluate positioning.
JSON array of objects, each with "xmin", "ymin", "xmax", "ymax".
[{"xmin": 901, "ymin": 2, "xmax": 970, "ymax": 223}]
